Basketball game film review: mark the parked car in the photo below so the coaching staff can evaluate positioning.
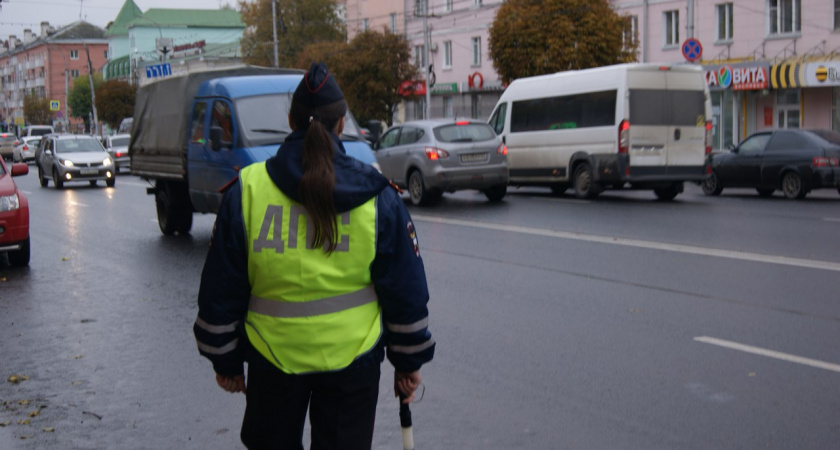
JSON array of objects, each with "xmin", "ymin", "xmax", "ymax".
[
  {"xmin": 12, "ymin": 136, "xmax": 41, "ymax": 163},
  {"xmin": 0, "ymin": 158, "xmax": 30, "ymax": 266},
  {"xmin": 702, "ymin": 129, "xmax": 840, "ymax": 199},
  {"xmin": 103, "ymin": 133, "xmax": 131, "ymax": 172},
  {"xmin": 36, "ymin": 134, "xmax": 116, "ymax": 189},
  {"xmin": 373, "ymin": 118, "xmax": 509, "ymax": 205},
  {"xmin": 0, "ymin": 133, "xmax": 17, "ymax": 161}
]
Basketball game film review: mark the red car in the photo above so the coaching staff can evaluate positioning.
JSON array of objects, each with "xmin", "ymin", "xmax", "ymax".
[{"xmin": 0, "ymin": 158, "xmax": 29, "ymax": 266}]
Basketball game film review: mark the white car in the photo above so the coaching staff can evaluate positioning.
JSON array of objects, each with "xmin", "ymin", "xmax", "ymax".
[{"xmin": 12, "ymin": 136, "xmax": 41, "ymax": 163}]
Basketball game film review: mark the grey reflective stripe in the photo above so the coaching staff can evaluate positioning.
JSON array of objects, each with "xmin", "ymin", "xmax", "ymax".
[
  {"xmin": 196, "ymin": 338, "xmax": 239, "ymax": 355},
  {"xmin": 249, "ymin": 285, "xmax": 378, "ymax": 318},
  {"xmin": 195, "ymin": 317, "xmax": 239, "ymax": 334},
  {"xmin": 385, "ymin": 317, "xmax": 429, "ymax": 334},
  {"xmin": 388, "ymin": 337, "xmax": 435, "ymax": 355}
]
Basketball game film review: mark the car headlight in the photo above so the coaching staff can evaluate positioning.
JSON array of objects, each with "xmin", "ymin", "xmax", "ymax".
[
  {"xmin": 60, "ymin": 159, "xmax": 74, "ymax": 167},
  {"xmin": 103, "ymin": 158, "xmax": 112, "ymax": 166},
  {"xmin": 0, "ymin": 193, "xmax": 20, "ymax": 212}
]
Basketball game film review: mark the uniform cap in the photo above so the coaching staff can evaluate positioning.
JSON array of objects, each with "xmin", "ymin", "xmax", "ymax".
[{"xmin": 293, "ymin": 62, "xmax": 344, "ymax": 108}]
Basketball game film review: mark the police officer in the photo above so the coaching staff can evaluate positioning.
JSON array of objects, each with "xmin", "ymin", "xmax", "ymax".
[{"xmin": 193, "ymin": 62, "xmax": 435, "ymax": 449}]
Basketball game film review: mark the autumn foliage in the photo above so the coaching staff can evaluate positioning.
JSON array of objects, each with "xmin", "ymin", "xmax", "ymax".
[
  {"xmin": 489, "ymin": 0, "xmax": 638, "ymax": 84},
  {"xmin": 95, "ymin": 80, "xmax": 136, "ymax": 130}
]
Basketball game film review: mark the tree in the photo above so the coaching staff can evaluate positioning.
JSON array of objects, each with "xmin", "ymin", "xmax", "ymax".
[
  {"xmin": 238, "ymin": 0, "xmax": 345, "ymax": 68},
  {"xmin": 299, "ymin": 29, "xmax": 416, "ymax": 126},
  {"xmin": 23, "ymin": 94, "xmax": 53, "ymax": 125},
  {"xmin": 67, "ymin": 74, "xmax": 103, "ymax": 133},
  {"xmin": 95, "ymin": 79, "xmax": 135, "ymax": 130},
  {"xmin": 489, "ymin": 0, "xmax": 638, "ymax": 84}
]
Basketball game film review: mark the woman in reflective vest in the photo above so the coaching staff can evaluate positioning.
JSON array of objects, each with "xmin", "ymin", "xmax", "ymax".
[{"xmin": 194, "ymin": 62, "xmax": 435, "ymax": 449}]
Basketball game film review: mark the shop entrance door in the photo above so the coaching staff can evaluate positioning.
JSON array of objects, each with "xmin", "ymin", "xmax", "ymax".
[{"xmin": 776, "ymin": 89, "xmax": 800, "ymax": 129}]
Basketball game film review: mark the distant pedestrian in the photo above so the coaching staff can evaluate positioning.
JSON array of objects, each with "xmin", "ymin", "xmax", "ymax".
[{"xmin": 193, "ymin": 62, "xmax": 435, "ymax": 449}]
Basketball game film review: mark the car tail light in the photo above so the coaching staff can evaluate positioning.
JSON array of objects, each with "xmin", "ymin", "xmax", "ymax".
[
  {"xmin": 813, "ymin": 156, "xmax": 839, "ymax": 167},
  {"xmin": 116, "ymin": 152, "xmax": 126, "ymax": 157},
  {"xmin": 455, "ymin": 121, "xmax": 470, "ymax": 126},
  {"xmin": 496, "ymin": 142, "xmax": 507, "ymax": 155},
  {"xmin": 705, "ymin": 121, "xmax": 713, "ymax": 155},
  {"xmin": 424, "ymin": 147, "xmax": 450, "ymax": 160},
  {"xmin": 618, "ymin": 120, "xmax": 630, "ymax": 154},
  {"xmin": 22, "ymin": 145, "xmax": 28, "ymax": 151}
]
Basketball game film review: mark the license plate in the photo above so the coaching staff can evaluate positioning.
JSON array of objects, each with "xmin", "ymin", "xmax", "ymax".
[
  {"xmin": 460, "ymin": 153, "xmax": 487, "ymax": 163},
  {"xmin": 80, "ymin": 168, "xmax": 98, "ymax": 175}
]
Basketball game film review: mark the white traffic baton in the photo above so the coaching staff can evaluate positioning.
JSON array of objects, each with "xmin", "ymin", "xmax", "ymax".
[{"xmin": 399, "ymin": 395, "xmax": 414, "ymax": 450}]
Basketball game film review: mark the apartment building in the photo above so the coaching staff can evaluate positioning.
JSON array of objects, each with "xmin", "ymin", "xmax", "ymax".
[
  {"xmin": 613, "ymin": 0, "xmax": 840, "ymax": 149},
  {"xmin": 0, "ymin": 21, "xmax": 107, "ymax": 133}
]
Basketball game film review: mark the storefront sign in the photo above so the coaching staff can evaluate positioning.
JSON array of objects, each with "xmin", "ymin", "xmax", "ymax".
[
  {"xmin": 705, "ymin": 65, "xmax": 768, "ymax": 91},
  {"xmin": 171, "ymin": 40, "xmax": 206, "ymax": 59},
  {"xmin": 802, "ymin": 62, "xmax": 840, "ymax": 87},
  {"xmin": 431, "ymin": 82, "xmax": 459, "ymax": 94},
  {"xmin": 398, "ymin": 80, "xmax": 426, "ymax": 97}
]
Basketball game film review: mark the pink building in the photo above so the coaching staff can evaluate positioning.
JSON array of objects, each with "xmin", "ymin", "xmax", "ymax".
[
  {"xmin": 0, "ymin": 21, "xmax": 108, "ymax": 133},
  {"xmin": 612, "ymin": 0, "xmax": 840, "ymax": 148},
  {"xmin": 343, "ymin": 0, "xmax": 504, "ymax": 122}
]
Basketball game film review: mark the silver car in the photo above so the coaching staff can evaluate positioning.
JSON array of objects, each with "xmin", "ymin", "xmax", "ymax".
[
  {"xmin": 0, "ymin": 133, "xmax": 17, "ymax": 161},
  {"xmin": 373, "ymin": 119, "xmax": 509, "ymax": 205},
  {"xmin": 103, "ymin": 133, "xmax": 131, "ymax": 172},
  {"xmin": 36, "ymin": 134, "xmax": 116, "ymax": 189}
]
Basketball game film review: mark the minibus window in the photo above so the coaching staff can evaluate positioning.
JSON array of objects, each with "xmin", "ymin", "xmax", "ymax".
[
  {"xmin": 510, "ymin": 90, "xmax": 616, "ymax": 133},
  {"xmin": 629, "ymin": 90, "xmax": 705, "ymax": 126}
]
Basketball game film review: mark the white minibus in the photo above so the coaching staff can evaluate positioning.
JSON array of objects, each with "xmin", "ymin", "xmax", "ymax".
[{"xmin": 488, "ymin": 63, "xmax": 712, "ymax": 200}]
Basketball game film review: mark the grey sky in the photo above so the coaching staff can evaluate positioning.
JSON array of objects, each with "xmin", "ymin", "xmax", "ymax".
[{"xmin": 0, "ymin": 0, "xmax": 239, "ymax": 40}]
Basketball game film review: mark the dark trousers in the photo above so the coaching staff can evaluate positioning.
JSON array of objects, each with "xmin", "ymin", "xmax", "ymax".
[{"xmin": 240, "ymin": 361, "xmax": 381, "ymax": 450}]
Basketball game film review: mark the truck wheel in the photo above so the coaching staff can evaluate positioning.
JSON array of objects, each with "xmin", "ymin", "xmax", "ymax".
[
  {"xmin": 573, "ymin": 163, "xmax": 600, "ymax": 199},
  {"xmin": 654, "ymin": 183, "xmax": 683, "ymax": 201},
  {"xmin": 8, "ymin": 236, "xmax": 30, "ymax": 267},
  {"xmin": 155, "ymin": 181, "xmax": 192, "ymax": 235}
]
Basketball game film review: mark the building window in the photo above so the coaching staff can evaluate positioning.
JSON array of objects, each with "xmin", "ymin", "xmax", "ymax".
[
  {"xmin": 415, "ymin": 0, "xmax": 426, "ymax": 16},
  {"xmin": 471, "ymin": 37, "xmax": 481, "ymax": 66},
  {"xmin": 363, "ymin": 18, "xmax": 369, "ymax": 31},
  {"xmin": 70, "ymin": 69, "xmax": 80, "ymax": 77},
  {"xmin": 444, "ymin": 0, "xmax": 453, "ymax": 13},
  {"xmin": 776, "ymin": 89, "xmax": 800, "ymax": 128},
  {"xmin": 443, "ymin": 41, "xmax": 452, "ymax": 68},
  {"xmin": 473, "ymin": 0, "xmax": 482, "ymax": 6},
  {"xmin": 443, "ymin": 97, "xmax": 453, "ymax": 118},
  {"xmin": 768, "ymin": 0, "xmax": 800, "ymax": 35},
  {"xmin": 414, "ymin": 45, "xmax": 425, "ymax": 68},
  {"xmin": 835, "ymin": 0, "xmax": 840, "ymax": 30},
  {"xmin": 390, "ymin": 13, "xmax": 397, "ymax": 33},
  {"xmin": 104, "ymin": 50, "xmax": 108, "ymax": 59},
  {"xmin": 70, "ymin": 50, "xmax": 79, "ymax": 60},
  {"xmin": 622, "ymin": 16, "xmax": 638, "ymax": 51},
  {"xmin": 663, "ymin": 10, "xmax": 679, "ymax": 47},
  {"xmin": 716, "ymin": 3, "xmax": 734, "ymax": 42}
]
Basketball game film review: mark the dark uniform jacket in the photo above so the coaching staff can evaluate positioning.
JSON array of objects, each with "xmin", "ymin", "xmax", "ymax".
[{"xmin": 194, "ymin": 130, "xmax": 435, "ymax": 376}]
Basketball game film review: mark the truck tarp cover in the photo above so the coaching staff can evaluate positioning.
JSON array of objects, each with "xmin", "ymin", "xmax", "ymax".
[{"xmin": 130, "ymin": 65, "xmax": 300, "ymax": 180}]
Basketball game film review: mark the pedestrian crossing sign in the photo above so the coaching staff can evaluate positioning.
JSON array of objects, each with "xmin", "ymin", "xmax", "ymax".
[{"xmin": 50, "ymin": 100, "xmax": 60, "ymax": 111}]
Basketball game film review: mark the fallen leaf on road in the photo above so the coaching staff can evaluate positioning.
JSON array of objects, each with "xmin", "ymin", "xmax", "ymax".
[
  {"xmin": 71, "ymin": 381, "xmax": 83, "ymax": 386},
  {"xmin": 43, "ymin": 427, "xmax": 55, "ymax": 432},
  {"xmin": 7, "ymin": 374, "xmax": 30, "ymax": 384},
  {"xmin": 0, "ymin": 421, "xmax": 10, "ymax": 427},
  {"xmin": 73, "ymin": 355, "xmax": 84, "ymax": 360},
  {"xmin": 19, "ymin": 434, "xmax": 34, "ymax": 439},
  {"xmin": 748, "ymin": 372, "xmax": 756, "ymax": 377},
  {"xmin": 28, "ymin": 410, "xmax": 40, "ymax": 418},
  {"xmin": 17, "ymin": 400, "xmax": 30, "ymax": 406},
  {"xmin": 17, "ymin": 419, "xmax": 30, "ymax": 425},
  {"xmin": 61, "ymin": 257, "xmax": 69, "ymax": 261}
]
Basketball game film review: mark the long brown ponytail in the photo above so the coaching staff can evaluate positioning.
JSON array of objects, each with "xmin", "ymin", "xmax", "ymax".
[{"xmin": 289, "ymin": 99, "xmax": 347, "ymax": 254}]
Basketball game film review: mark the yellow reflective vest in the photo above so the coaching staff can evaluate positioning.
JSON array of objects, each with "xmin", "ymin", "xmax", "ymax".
[{"xmin": 239, "ymin": 162, "xmax": 381, "ymax": 374}]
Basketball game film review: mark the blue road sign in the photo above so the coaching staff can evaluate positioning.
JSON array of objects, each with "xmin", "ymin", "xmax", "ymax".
[
  {"xmin": 145, "ymin": 63, "xmax": 172, "ymax": 79},
  {"xmin": 682, "ymin": 38, "xmax": 703, "ymax": 62}
]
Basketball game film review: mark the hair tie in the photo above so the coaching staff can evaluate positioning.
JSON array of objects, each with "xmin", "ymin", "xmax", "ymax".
[{"xmin": 309, "ymin": 114, "xmax": 321, "ymax": 124}]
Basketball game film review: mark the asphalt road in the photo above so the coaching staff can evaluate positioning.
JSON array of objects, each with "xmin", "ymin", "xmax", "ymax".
[{"xmin": 1, "ymin": 169, "xmax": 839, "ymax": 449}]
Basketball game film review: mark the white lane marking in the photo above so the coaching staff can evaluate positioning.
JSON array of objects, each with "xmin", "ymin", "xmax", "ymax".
[
  {"xmin": 824, "ymin": 218, "xmax": 840, "ymax": 223},
  {"xmin": 411, "ymin": 215, "xmax": 840, "ymax": 272},
  {"xmin": 694, "ymin": 336, "xmax": 840, "ymax": 374},
  {"xmin": 70, "ymin": 201, "xmax": 89, "ymax": 207}
]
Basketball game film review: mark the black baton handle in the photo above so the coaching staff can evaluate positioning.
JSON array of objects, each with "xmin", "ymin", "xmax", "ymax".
[{"xmin": 399, "ymin": 394, "xmax": 412, "ymax": 427}]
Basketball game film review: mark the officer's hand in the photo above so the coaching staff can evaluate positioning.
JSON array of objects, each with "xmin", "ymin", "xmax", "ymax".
[
  {"xmin": 216, "ymin": 373, "xmax": 246, "ymax": 394},
  {"xmin": 394, "ymin": 371, "xmax": 421, "ymax": 404}
]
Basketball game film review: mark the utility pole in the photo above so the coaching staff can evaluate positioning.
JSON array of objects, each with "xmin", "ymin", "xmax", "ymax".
[
  {"xmin": 271, "ymin": 0, "xmax": 279, "ymax": 67},
  {"xmin": 420, "ymin": 0, "xmax": 433, "ymax": 119},
  {"xmin": 84, "ymin": 44, "xmax": 98, "ymax": 135}
]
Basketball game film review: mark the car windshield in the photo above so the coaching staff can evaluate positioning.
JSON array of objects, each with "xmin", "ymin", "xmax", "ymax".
[
  {"xmin": 26, "ymin": 138, "xmax": 41, "ymax": 146},
  {"xmin": 434, "ymin": 123, "xmax": 496, "ymax": 143},
  {"xmin": 56, "ymin": 138, "xmax": 103, "ymax": 153},
  {"xmin": 236, "ymin": 94, "xmax": 363, "ymax": 146},
  {"xmin": 111, "ymin": 137, "xmax": 130, "ymax": 147}
]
